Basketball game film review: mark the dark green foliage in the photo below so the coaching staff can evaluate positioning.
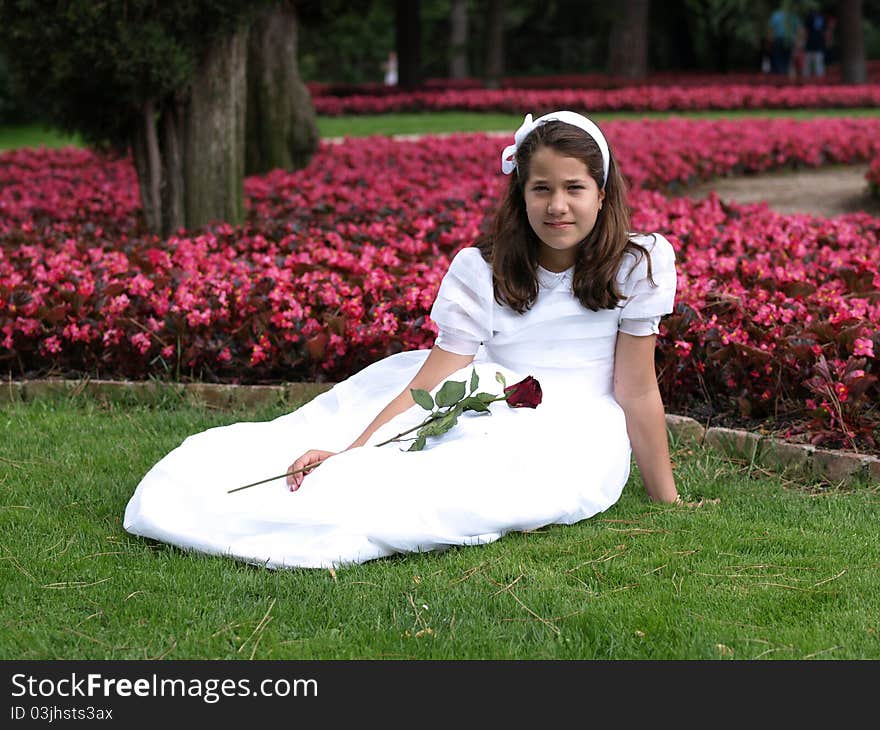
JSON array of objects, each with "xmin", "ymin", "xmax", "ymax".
[
  {"xmin": 0, "ymin": 49, "xmax": 36, "ymax": 122},
  {"xmin": 298, "ymin": 0, "xmax": 396, "ymax": 84},
  {"xmin": 0, "ymin": 0, "xmax": 272, "ymax": 148}
]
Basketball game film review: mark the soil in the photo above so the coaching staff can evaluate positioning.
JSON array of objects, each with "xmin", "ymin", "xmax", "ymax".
[{"xmin": 686, "ymin": 164, "xmax": 880, "ymax": 217}]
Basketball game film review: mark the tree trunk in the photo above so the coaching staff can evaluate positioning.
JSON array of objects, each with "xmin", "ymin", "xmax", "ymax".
[
  {"xmin": 449, "ymin": 0, "xmax": 468, "ymax": 79},
  {"xmin": 182, "ymin": 26, "xmax": 248, "ymax": 230},
  {"xmin": 484, "ymin": 0, "xmax": 504, "ymax": 89},
  {"xmin": 160, "ymin": 96, "xmax": 185, "ymax": 236},
  {"xmin": 838, "ymin": 0, "xmax": 866, "ymax": 84},
  {"xmin": 130, "ymin": 101, "xmax": 162, "ymax": 233},
  {"xmin": 395, "ymin": 0, "xmax": 421, "ymax": 89},
  {"xmin": 608, "ymin": 0, "xmax": 650, "ymax": 79},
  {"xmin": 246, "ymin": 1, "xmax": 318, "ymax": 176}
]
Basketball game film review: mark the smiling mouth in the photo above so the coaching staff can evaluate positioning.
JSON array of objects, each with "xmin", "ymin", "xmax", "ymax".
[{"xmin": 544, "ymin": 221, "xmax": 573, "ymax": 227}]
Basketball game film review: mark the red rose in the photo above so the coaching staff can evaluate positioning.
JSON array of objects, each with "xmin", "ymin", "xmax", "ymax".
[{"xmin": 503, "ymin": 375, "xmax": 542, "ymax": 408}]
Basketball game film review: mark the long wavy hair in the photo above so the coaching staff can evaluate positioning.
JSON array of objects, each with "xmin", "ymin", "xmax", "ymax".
[{"xmin": 475, "ymin": 119, "xmax": 654, "ymax": 313}]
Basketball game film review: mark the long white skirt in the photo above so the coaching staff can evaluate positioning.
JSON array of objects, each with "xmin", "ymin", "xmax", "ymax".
[{"xmin": 123, "ymin": 350, "xmax": 631, "ymax": 569}]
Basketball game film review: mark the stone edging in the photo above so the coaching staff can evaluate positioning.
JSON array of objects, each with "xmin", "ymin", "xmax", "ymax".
[
  {"xmin": 665, "ymin": 414, "xmax": 880, "ymax": 487},
  {"xmin": 4, "ymin": 379, "xmax": 878, "ymax": 487}
]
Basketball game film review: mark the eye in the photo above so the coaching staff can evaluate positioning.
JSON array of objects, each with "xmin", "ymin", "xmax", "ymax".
[{"xmin": 530, "ymin": 184, "xmax": 548, "ymax": 192}]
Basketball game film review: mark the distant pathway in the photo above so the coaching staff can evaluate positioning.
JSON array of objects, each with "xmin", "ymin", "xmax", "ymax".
[{"xmin": 686, "ymin": 164, "xmax": 879, "ymax": 217}]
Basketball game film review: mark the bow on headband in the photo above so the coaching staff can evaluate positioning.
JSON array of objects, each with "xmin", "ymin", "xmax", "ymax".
[{"xmin": 500, "ymin": 110, "xmax": 610, "ymax": 187}]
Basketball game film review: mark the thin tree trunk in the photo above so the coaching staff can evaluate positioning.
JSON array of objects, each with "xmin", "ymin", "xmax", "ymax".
[
  {"xmin": 608, "ymin": 0, "xmax": 650, "ymax": 79},
  {"xmin": 160, "ymin": 97, "xmax": 185, "ymax": 236},
  {"xmin": 838, "ymin": 0, "xmax": 866, "ymax": 84},
  {"xmin": 130, "ymin": 101, "xmax": 162, "ymax": 233},
  {"xmin": 183, "ymin": 27, "xmax": 248, "ymax": 230},
  {"xmin": 484, "ymin": 0, "xmax": 504, "ymax": 89},
  {"xmin": 449, "ymin": 0, "xmax": 468, "ymax": 79},
  {"xmin": 395, "ymin": 0, "xmax": 421, "ymax": 89},
  {"xmin": 246, "ymin": 1, "xmax": 318, "ymax": 175}
]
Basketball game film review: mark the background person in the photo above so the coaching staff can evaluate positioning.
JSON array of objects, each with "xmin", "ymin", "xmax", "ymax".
[{"xmin": 767, "ymin": 4, "xmax": 800, "ymax": 76}]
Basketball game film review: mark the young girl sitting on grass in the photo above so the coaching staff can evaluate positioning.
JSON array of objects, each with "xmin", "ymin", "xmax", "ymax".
[{"xmin": 124, "ymin": 110, "xmax": 679, "ymax": 569}]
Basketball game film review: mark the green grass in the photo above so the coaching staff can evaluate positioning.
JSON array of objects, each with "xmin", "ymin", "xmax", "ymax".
[
  {"xmin": 0, "ymin": 123, "xmax": 82, "ymax": 151},
  {"xmin": 4, "ymin": 108, "xmax": 880, "ymax": 150},
  {"xmin": 2, "ymin": 393, "xmax": 879, "ymax": 660},
  {"xmin": 316, "ymin": 108, "xmax": 880, "ymax": 138}
]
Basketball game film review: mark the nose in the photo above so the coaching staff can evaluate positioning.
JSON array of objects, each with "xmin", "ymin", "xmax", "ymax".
[{"xmin": 547, "ymin": 190, "xmax": 567, "ymax": 216}]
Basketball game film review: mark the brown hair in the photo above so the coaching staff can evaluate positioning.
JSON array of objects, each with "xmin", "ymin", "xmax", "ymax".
[{"xmin": 475, "ymin": 119, "xmax": 654, "ymax": 313}]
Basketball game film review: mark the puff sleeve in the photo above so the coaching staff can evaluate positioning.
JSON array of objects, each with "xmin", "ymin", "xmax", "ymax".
[
  {"xmin": 617, "ymin": 233, "xmax": 677, "ymax": 336},
  {"xmin": 429, "ymin": 247, "xmax": 494, "ymax": 356}
]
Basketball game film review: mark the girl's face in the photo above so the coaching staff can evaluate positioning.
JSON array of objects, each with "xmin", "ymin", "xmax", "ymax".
[{"xmin": 523, "ymin": 146, "xmax": 605, "ymax": 271}]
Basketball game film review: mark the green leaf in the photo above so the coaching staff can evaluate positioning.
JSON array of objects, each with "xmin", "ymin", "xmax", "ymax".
[
  {"xmin": 460, "ymin": 396, "xmax": 490, "ymax": 413},
  {"xmin": 410, "ymin": 388, "xmax": 434, "ymax": 411},
  {"xmin": 469, "ymin": 368, "xmax": 479, "ymax": 393},
  {"xmin": 421, "ymin": 412, "xmax": 459, "ymax": 437},
  {"xmin": 495, "ymin": 371, "xmax": 507, "ymax": 388},
  {"xmin": 435, "ymin": 413, "xmax": 459, "ymax": 435},
  {"xmin": 475, "ymin": 391, "xmax": 498, "ymax": 404},
  {"xmin": 407, "ymin": 433, "xmax": 428, "ymax": 451},
  {"xmin": 435, "ymin": 379, "xmax": 466, "ymax": 407}
]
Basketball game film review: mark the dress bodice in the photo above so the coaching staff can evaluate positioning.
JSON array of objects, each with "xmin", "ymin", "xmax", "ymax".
[
  {"xmin": 480, "ymin": 264, "xmax": 620, "ymax": 396},
  {"xmin": 430, "ymin": 235, "xmax": 677, "ymax": 400}
]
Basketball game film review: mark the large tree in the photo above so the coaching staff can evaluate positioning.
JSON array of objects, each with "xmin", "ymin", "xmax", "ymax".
[
  {"xmin": 449, "ymin": 0, "xmax": 470, "ymax": 79},
  {"xmin": 247, "ymin": 2, "xmax": 319, "ymax": 175},
  {"xmin": 838, "ymin": 0, "xmax": 867, "ymax": 83},
  {"xmin": 484, "ymin": 0, "xmax": 505, "ymax": 88},
  {"xmin": 395, "ymin": 0, "xmax": 422, "ymax": 89},
  {"xmin": 609, "ymin": 0, "xmax": 651, "ymax": 78},
  {"xmin": 0, "ymin": 0, "xmax": 318, "ymax": 236}
]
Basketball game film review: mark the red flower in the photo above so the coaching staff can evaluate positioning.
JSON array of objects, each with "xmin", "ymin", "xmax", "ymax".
[{"xmin": 503, "ymin": 375, "xmax": 543, "ymax": 408}]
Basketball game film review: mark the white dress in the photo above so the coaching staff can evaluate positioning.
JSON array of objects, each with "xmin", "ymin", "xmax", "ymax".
[{"xmin": 123, "ymin": 234, "xmax": 677, "ymax": 569}]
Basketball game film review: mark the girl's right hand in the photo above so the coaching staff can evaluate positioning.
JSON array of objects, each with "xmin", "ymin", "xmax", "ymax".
[{"xmin": 287, "ymin": 449, "xmax": 336, "ymax": 491}]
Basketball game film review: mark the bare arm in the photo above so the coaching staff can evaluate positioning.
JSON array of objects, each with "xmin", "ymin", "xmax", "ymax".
[
  {"xmin": 346, "ymin": 346, "xmax": 475, "ymax": 449},
  {"xmin": 287, "ymin": 345, "xmax": 474, "ymax": 489},
  {"xmin": 613, "ymin": 332, "xmax": 678, "ymax": 503}
]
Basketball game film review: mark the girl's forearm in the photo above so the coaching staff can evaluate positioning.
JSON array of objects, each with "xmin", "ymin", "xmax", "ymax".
[
  {"xmin": 346, "ymin": 389, "xmax": 415, "ymax": 450},
  {"xmin": 345, "ymin": 346, "xmax": 476, "ymax": 452},
  {"xmin": 620, "ymin": 391, "xmax": 678, "ymax": 503}
]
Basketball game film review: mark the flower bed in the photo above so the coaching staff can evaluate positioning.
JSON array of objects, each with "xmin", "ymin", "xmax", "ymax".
[
  {"xmin": 308, "ymin": 61, "xmax": 880, "ymax": 96},
  {"xmin": 2, "ymin": 117, "xmax": 879, "ymax": 450},
  {"xmin": 312, "ymin": 83, "xmax": 880, "ymax": 116}
]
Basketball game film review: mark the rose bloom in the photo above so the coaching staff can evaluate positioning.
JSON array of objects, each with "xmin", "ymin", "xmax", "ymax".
[{"xmin": 504, "ymin": 375, "xmax": 543, "ymax": 408}]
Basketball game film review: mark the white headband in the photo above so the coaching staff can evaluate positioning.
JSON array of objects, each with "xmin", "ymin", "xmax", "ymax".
[{"xmin": 500, "ymin": 110, "xmax": 610, "ymax": 187}]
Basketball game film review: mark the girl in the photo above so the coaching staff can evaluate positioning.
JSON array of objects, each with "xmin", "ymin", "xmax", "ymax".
[{"xmin": 124, "ymin": 110, "xmax": 679, "ymax": 569}]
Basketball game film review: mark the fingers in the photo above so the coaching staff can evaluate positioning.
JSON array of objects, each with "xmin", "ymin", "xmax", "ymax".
[{"xmin": 286, "ymin": 450, "xmax": 334, "ymax": 491}]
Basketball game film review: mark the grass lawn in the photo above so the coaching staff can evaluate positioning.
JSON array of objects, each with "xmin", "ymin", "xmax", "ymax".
[
  {"xmin": 0, "ymin": 123, "xmax": 82, "ymax": 151},
  {"xmin": 1, "ymin": 393, "xmax": 878, "ymax": 660},
  {"xmin": 316, "ymin": 107, "xmax": 880, "ymax": 138}
]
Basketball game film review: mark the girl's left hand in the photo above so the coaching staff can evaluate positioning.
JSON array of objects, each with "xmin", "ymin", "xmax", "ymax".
[{"xmin": 287, "ymin": 449, "xmax": 336, "ymax": 491}]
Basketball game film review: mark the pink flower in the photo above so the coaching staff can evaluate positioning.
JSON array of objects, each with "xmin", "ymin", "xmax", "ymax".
[
  {"xmin": 130, "ymin": 332, "xmax": 152, "ymax": 355},
  {"xmin": 853, "ymin": 337, "xmax": 874, "ymax": 358},
  {"xmin": 108, "ymin": 294, "xmax": 130, "ymax": 315},
  {"xmin": 250, "ymin": 343, "xmax": 269, "ymax": 365}
]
